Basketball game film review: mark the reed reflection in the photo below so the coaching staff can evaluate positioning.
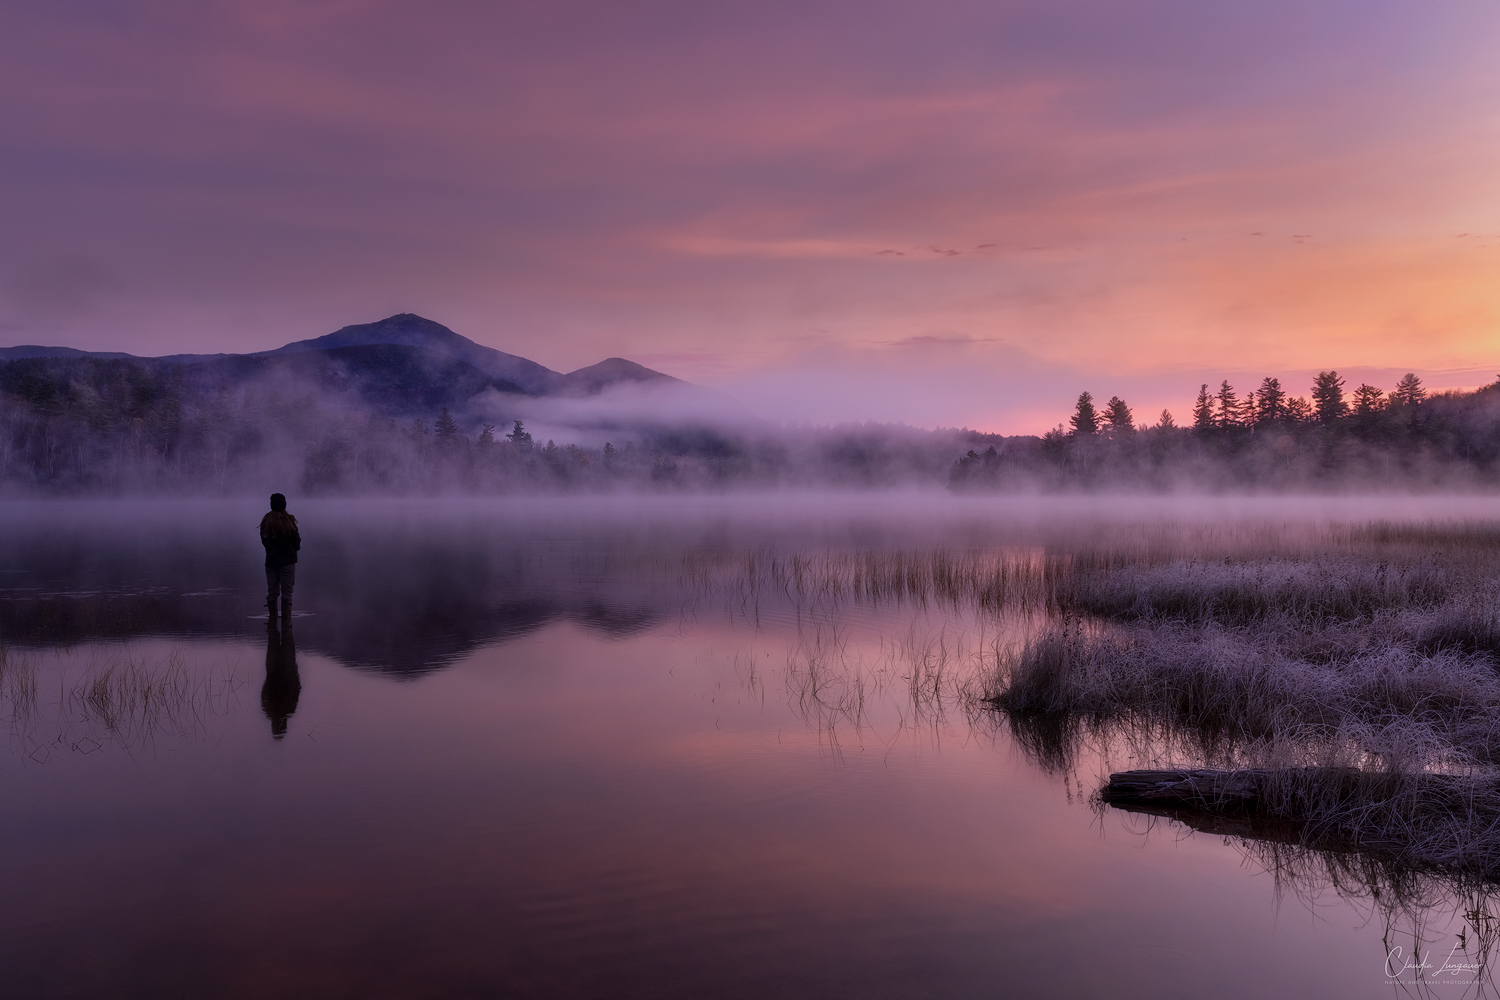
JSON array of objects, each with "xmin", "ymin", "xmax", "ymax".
[{"xmin": 262, "ymin": 618, "xmax": 301, "ymax": 739}]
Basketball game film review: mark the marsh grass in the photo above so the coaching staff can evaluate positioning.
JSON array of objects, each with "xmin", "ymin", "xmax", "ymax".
[
  {"xmin": 0, "ymin": 642, "xmax": 40, "ymax": 727},
  {"xmin": 673, "ymin": 519, "xmax": 1500, "ymax": 626},
  {"xmin": 980, "ymin": 527, "xmax": 1500, "ymax": 885},
  {"xmin": 993, "ymin": 617, "xmax": 1500, "ymax": 761},
  {"xmin": 681, "ymin": 519, "xmax": 1500, "ymax": 881},
  {"xmin": 1058, "ymin": 557, "xmax": 1452, "ymax": 624},
  {"xmin": 2, "ymin": 645, "xmax": 241, "ymax": 756},
  {"xmin": 677, "ymin": 547, "xmax": 1065, "ymax": 618},
  {"xmin": 777, "ymin": 615, "xmax": 1006, "ymax": 760},
  {"xmin": 67, "ymin": 648, "xmax": 236, "ymax": 740}
]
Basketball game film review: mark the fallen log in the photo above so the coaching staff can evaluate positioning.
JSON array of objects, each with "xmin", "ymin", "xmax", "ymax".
[
  {"xmin": 1101, "ymin": 768, "xmax": 1267, "ymax": 809},
  {"xmin": 1100, "ymin": 767, "xmax": 1475, "ymax": 857}
]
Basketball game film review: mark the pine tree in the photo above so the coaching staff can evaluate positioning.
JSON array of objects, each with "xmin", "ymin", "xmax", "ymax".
[
  {"xmin": 1215, "ymin": 380, "xmax": 1241, "ymax": 429},
  {"xmin": 1041, "ymin": 424, "xmax": 1068, "ymax": 459},
  {"xmin": 506, "ymin": 419, "xmax": 533, "ymax": 451},
  {"xmin": 1254, "ymin": 377, "xmax": 1286, "ymax": 425},
  {"xmin": 1103, "ymin": 396, "xmax": 1134, "ymax": 433},
  {"xmin": 1241, "ymin": 391, "xmax": 1259, "ymax": 427},
  {"xmin": 1311, "ymin": 371, "xmax": 1347, "ymax": 423},
  {"xmin": 1390, "ymin": 373, "xmax": 1426, "ymax": 408},
  {"xmin": 1069, "ymin": 391, "xmax": 1098, "ymax": 435},
  {"xmin": 1156, "ymin": 409, "xmax": 1176, "ymax": 430},
  {"xmin": 1285, "ymin": 396, "xmax": 1313, "ymax": 423},
  {"xmin": 1351, "ymin": 384, "xmax": 1385, "ymax": 416},
  {"xmin": 1192, "ymin": 384, "xmax": 1214, "ymax": 431},
  {"xmin": 477, "ymin": 424, "xmax": 496, "ymax": 446},
  {"xmin": 435, "ymin": 407, "xmax": 459, "ymax": 441}
]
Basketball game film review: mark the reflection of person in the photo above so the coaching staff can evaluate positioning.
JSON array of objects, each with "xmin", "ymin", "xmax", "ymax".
[
  {"xmin": 262, "ymin": 617, "xmax": 301, "ymax": 739},
  {"xmin": 260, "ymin": 492, "xmax": 301, "ymax": 618}
]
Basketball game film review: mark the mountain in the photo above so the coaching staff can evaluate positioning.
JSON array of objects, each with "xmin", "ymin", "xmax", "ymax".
[
  {"xmin": 0, "ymin": 345, "xmax": 138, "ymax": 361},
  {"xmin": 563, "ymin": 357, "xmax": 684, "ymax": 395},
  {"xmin": 261, "ymin": 313, "xmax": 571, "ymax": 395},
  {"xmin": 0, "ymin": 313, "xmax": 689, "ymax": 406},
  {"xmin": 185, "ymin": 343, "xmax": 529, "ymax": 415}
]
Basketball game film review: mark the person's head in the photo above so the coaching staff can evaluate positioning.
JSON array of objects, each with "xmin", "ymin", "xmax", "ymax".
[{"xmin": 270, "ymin": 493, "xmax": 287, "ymax": 511}]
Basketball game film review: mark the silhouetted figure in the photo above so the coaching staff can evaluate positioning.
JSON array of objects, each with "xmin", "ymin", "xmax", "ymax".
[
  {"xmin": 260, "ymin": 492, "xmax": 301, "ymax": 618},
  {"xmin": 261, "ymin": 617, "xmax": 301, "ymax": 739}
]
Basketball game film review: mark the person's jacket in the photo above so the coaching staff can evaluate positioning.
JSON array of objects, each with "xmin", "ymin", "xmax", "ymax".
[{"xmin": 262, "ymin": 528, "xmax": 301, "ymax": 567}]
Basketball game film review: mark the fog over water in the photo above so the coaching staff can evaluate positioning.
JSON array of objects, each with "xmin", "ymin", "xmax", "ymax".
[
  {"xmin": 5, "ymin": 317, "xmax": 1500, "ymax": 494},
  {"xmin": 3, "ymin": 493, "xmax": 1500, "ymax": 997},
  {"xmin": 6, "ymin": 492, "xmax": 1499, "ymax": 670}
]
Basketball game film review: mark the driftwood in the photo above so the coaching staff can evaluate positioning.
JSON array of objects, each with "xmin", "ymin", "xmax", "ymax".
[
  {"xmin": 1102, "ymin": 768, "xmax": 1267, "ymax": 809},
  {"xmin": 1101, "ymin": 769, "xmax": 1340, "ymax": 850},
  {"xmin": 1100, "ymin": 767, "xmax": 1466, "ymax": 856}
]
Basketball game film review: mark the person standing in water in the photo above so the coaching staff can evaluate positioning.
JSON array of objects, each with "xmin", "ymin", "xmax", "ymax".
[{"xmin": 260, "ymin": 493, "xmax": 301, "ymax": 618}]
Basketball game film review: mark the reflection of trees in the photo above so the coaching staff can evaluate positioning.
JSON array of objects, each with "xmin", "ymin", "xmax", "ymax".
[{"xmin": 0, "ymin": 521, "xmax": 668, "ymax": 676}]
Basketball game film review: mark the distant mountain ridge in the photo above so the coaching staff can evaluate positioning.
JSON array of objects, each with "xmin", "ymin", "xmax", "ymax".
[{"xmin": 0, "ymin": 313, "xmax": 685, "ymax": 399}]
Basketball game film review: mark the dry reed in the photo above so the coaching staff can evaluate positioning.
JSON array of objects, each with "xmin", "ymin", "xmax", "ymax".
[
  {"xmin": 977, "ymin": 520, "xmax": 1500, "ymax": 882},
  {"xmin": 2, "ymin": 645, "xmax": 241, "ymax": 754}
]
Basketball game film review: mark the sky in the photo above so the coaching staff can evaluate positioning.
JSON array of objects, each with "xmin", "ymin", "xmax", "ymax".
[{"xmin": 2, "ymin": 0, "xmax": 1498, "ymax": 433}]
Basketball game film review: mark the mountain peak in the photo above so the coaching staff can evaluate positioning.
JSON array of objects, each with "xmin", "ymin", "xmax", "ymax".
[
  {"xmin": 263, "ymin": 314, "xmax": 567, "ymax": 395},
  {"xmin": 270, "ymin": 313, "xmax": 469, "ymax": 353},
  {"xmin": 266, "ymin": 315, "xmax": 688, "ymax": 398},
  {"xmin": 563, "ymin": 357, "xmax": 681, "ymax": 395}
]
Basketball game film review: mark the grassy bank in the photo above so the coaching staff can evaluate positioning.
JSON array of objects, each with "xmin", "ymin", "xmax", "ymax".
[{"xmin": 980, "ymin": 520, "xmax": 1500, "ymax": 880}]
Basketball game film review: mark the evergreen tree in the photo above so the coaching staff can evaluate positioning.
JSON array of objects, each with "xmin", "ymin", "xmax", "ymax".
[
  {"xmin": 435, "ymin": 407, "xmax": 459, "ymax": 441},
  {"xmin": 506, "ymin": 419, "xmax": 533, "ymax": 451},
  {"xmin": 1215, "ymin": 380, "xmax": 1241, "ymax": 429},
  {"xmin": 1351, "ymin": 384, "xmax": 1385, "ymax": 417},
  {"xmin": 477, "ymin": 424, "xmax": 496, "ymax": 446},
  {"xmin": 1311, "ymin": 371, "xmax": 1347, "ymax": 423},
  {"xmin": 1390, "ymin": 372, "xmax": 1427, "ymax": 408},
  {"xmin": 1069, "ymin": 391, "xmax": 1098, "ymax": 435},
  {"xmin": 1284, "ymin": 396, "xmax": 1313, "ymax": 423},
  {"xmin": 1103, "ymin": 396, "xmax": 1133, "ymax": 433},
  {"xmin": 1253, "ymin": 377, "xmax": 1286, "ymax": 425},
  {"xmin": 1041, "ymin": 424, "xmax": 1068, "ymax": 460},
  {"xmin": 1156, "ymin": 409, "xmax": 1176, "ymax": 430},
  {"xmin": 1240, "ymin": 391, "xmax": 1259, "ymax": 427},
  {"xmin": 1192, "ymin": 384, "xmax": 1214, "ymax": 431}
]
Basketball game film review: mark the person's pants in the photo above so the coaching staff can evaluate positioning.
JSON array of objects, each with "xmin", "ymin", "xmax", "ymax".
[{"xmin": 266, "ymin": 564, "xmax": 296, "ymax": 613}]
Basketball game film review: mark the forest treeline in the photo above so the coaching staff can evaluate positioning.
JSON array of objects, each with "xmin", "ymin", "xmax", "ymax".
[
  {"xmin": 951, "ymin": 371, "xmax": 1500, "ymax": 491},
  {"xmin": 3, "ymin": 354, "xmax": 1499, "ymax": 494},
  {"xmin": 0, "ymin": 355, "xmax": 985, "ymax": 493}
]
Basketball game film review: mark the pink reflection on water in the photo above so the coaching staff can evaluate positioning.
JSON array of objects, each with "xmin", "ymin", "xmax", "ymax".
[{"xmin": 0, "ymin": 612, "xmax": 1403, "ymax": 997}]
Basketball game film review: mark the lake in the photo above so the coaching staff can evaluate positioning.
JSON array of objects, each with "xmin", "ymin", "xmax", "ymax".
[{"xmin": 1, "ymin": 494, "xmax": 1495, "ymax": 998}]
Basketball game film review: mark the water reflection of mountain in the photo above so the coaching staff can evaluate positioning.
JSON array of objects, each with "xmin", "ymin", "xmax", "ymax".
[
  {"xmin": 0, "ymin": 519, "xmax": 664, "ymax": 677},
  {"xmin": 0, "ymin": 585, "xmax": 663, "ymax": 676},
  {"xmin": 0, "ymin": 497, "xmax": 1012, "ymax": 677},
  {"xmin": 310, "ymin": 598, "xmax": 660, "ymax": 676}
]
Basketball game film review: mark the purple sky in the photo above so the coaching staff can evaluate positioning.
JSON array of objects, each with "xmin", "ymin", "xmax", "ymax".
[{"xmin": 3, "ymin": 1, "xmax": 1498, "ymax": 432}]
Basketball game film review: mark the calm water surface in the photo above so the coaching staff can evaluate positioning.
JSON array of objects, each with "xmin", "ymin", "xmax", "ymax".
[{"xmin": 2, "ymin": 495, "xmax": 1494, "ymax": 999}]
